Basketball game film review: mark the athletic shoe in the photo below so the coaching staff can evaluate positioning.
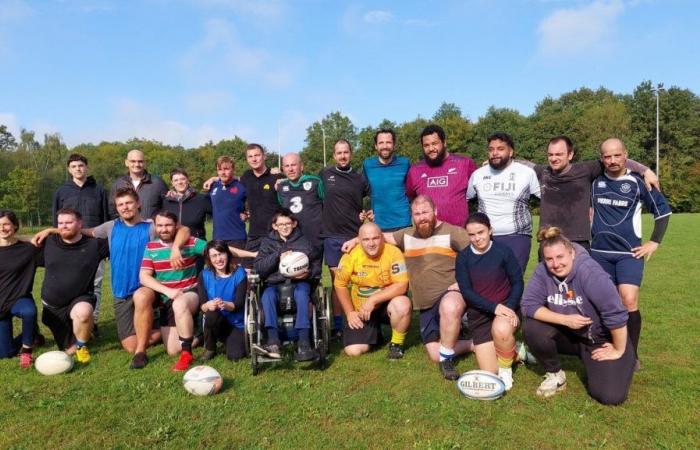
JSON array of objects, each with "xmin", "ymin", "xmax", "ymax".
[
  {"xmin": 199, "ymin": 350, "xmax": 216, "ymax": 361},
  {"xmin": 295, "ymin": 342, "xmax": 318, "ymax": 362},
  {"xmin": 129, "ymin": 352, "xmax": 148, "ymax": 369},
  {"xmin": 536, "ymin": 370, "xmax": 567, "ymax": 398},
  {"xmin": 75, "ymin": 346, "xmax": 91, "ymax": 363},
  {"xmin": 516, "ymin": 342, "xmax": 537, "ymax": 365},
  {"xmin": 19, "ymin": 352, "xmax": 33, "ymax": 368},
  {"xmin": 498, "ymin": 367, "xmax": 513, "ymax": 391},
  {"xmin": 387, "ymin": 343, "xmax": 405, "ymax": 360},
  {"xmin": 439, "ymin": 359, "xmax": 459, "ymax": 380},
  {"xmin": 172, "ymin": 351, "xmax": 193, "ymax": 372},
  {"xmin": 253, "ymin": 343, "xmax": 281, "ymax": 359}
]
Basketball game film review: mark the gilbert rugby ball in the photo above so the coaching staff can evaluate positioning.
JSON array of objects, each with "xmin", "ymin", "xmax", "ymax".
[
  {"xmin": 183, "ymin": 365, "xmax": 223, "ymax": 396},
  {"xmin": 35, "ymin": 351, "xmax": 74, "ymax": 376},
  {"xmin": 456, "ymin": 370, "xmax": 506, "ymax": 400},
  {"xmin": 279, "ymin": 251, "xmax": 309, "ymax": 278}
]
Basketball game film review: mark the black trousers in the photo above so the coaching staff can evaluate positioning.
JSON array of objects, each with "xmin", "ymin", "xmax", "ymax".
[
  {"xmin": 203, "ymin": 311, "xmax": 247, "ymax": 361},
  {"xmin": 523, "ymin": 317, "xmax": 635, "ymax": 405}
]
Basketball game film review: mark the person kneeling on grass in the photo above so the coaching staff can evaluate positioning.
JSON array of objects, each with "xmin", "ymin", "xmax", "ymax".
[
  {"xmin": 521, "ymin": 227, "xmax": 635, "ymax": 405},
  {"xmin": 334, "ymin": 222, "xmax": 412, "ymax": 359},
  {"xmin": 455, "ymin": 212, "xmax": 524, "ymax": 391},
  {"xmin": 198, "ymin": 240, "xmax": 248, "ymax": 361},
  {"xmin": 253, "ymin": 209, "xmax": 321, "ymax": 362}
]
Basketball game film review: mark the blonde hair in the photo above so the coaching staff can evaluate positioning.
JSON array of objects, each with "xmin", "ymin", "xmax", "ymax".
[{"xmin": 538, "ymin": 226, "xmax": 573, "ymax": 251}]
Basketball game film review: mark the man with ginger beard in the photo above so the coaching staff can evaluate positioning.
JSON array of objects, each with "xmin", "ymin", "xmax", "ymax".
[{"xmin": 406, "ymin": 124, "xmax": 477, "ymax": 227}]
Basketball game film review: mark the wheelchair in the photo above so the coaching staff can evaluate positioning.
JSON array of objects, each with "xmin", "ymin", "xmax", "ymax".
[{"xmin": 244, "ymin": 271, "xmax": 331, "ymax": 375}]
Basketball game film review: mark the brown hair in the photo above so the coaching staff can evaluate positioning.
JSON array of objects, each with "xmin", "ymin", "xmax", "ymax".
[{"xmin": 216, "ymin": 155, "xmax": 234, "ymax": 169}]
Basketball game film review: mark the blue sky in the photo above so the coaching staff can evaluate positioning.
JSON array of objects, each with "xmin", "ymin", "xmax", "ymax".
[{"xmin": 1, "ymin": 0, "xmax": 698, "ymax": 152}]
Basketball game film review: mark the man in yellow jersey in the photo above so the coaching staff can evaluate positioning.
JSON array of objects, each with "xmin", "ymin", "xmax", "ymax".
[{"xmin": 334, "ymin": 222, "xmax": 412, "ymax": 359}]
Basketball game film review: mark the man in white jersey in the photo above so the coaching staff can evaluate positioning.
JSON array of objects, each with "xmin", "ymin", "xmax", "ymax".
[{"xmin": 467, "ymin": 132, "xmax": 540, "ymax": 272}]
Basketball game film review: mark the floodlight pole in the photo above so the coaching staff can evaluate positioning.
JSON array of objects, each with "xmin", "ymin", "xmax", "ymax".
[
  {"xmin": 321, "ymin": 125, "xmax": 327, "ymax": 167},
  {"xmin": 654, "ymin": 82, "xmax": 664, "ymax": 177}
]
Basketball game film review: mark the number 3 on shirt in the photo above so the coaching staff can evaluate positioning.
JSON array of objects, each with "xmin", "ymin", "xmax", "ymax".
[{"xmin": 289, "ymin": 196, "xmax": 303, "ymax": 213}]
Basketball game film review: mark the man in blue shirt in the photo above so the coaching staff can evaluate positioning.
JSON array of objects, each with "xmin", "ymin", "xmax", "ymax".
[{"xmin": 210, "ymin": 156, "xmax": 248, "ymax": 252}]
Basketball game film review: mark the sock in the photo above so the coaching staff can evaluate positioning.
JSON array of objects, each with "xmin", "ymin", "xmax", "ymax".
[
  {"xmin": 496, "ymin": 344, "xmax": 516, "ymax": 369},
  {"xmin": 390, "ymin": 330, "xmax": 407, "ymax": 346},
  {"xmin": 333, "ymin": 315, "xmax": 343, "ymax": 331},
  {"xmin": 76, "ymin": 339, "xmax": 86, "ymax": 349},
  {"xmin": 179, "ymin": 336, "xmax": 193, "ymax": 353},
  {"xmin": 627, "ymin": 311, "xmax": 642, "ymax": 355},
  {"xmin": 266, "ymin": 327, "xmax": 279, "ymax": 345},
  {"xmin": 298, "ymin": 328, "xmax": 311, "ymax": 345},
  {"xmin": 439, "ymin": 345, "xmax": 455, "ymax": 362},
  {"xmin": 20, "ymin": 346, "xmax": 32, "ymax": 354}
]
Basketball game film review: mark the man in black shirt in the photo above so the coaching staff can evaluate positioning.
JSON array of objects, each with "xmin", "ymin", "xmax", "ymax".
[
  {"xmin": 319, "ymin": 140, "xmax": 371, "ymax": 334},
  {"xmin": 39, "ymin": 208, "xmax": 109, "ymax": 363}
]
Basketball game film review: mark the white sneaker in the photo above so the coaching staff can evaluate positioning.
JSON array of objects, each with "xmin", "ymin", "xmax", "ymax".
[
  {"xmin": 498, "ymin": 367, "xmax": 513, "ymax": 391},
  {"xmin": 536, "ymin": 370, "xmax": 567, "ymax": 398},
  {"xmin": 516, "ymin": 342, "xmax": 537, "ymax": 365}
]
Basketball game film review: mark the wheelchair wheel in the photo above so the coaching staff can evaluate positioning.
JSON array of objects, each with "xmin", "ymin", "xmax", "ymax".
[
  {"xmin": 315, "ymin": 284, "xmax": 331, "ymax": 357},
  {"xmin": 245, "ymin": 290, "xmax": 260, "ymax": 375}
]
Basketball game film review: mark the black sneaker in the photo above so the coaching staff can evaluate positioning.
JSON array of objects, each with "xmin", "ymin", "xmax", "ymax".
[
  {"xmin": 129, "ymin": 352, "xmax": 148, "ymax": 369},
  {"xmin": 387, "ymin": 343, "xmax": 404, "ymax": 360},
  {"xmin": 439, "ymin": 359, "xmax": 459, "ymax": 380},
  {"xmin": 295, "ymin": 342, "xmax": 318, "ymax": 362},
  {"xmin": 199, "ymin": 350, "xmax": 216, "ymax": 361}
]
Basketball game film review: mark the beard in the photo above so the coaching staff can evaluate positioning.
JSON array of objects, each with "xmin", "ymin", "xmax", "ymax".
[
  {"xmin": 489, "ymin": 155, "xmax": 511, "ymax": 170},
  {"xmin": 425, "ymin": 150, "xmax": 447, "ymax": 167},
  {"xmin": 415, "ymin": 217, "xmax": 437, "ymax": 238}
]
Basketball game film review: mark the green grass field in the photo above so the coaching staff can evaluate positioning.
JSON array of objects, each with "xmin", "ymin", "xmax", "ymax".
[{"xmin": 2, "ymin": 215, "xmax": 699, "ymax": 449}]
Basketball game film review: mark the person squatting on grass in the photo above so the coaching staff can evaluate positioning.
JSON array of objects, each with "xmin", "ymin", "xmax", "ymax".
[
  {"xmin": 454, "ymin": 212, "xmax": 524, "ymax": 391},
  {"xmin": 0, "ymin": 210, "xmax": 39, "ymax": 368},
  {"xmin": 521, "ymin": 227, "xmax": 635, "ymax": 405}
]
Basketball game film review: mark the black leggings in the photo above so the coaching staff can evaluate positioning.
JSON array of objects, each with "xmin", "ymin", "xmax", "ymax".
[
  {"xmin": 523, "ymin": 317, "xmax": 635, "ymax": 405},
  {"xmin": 203, "ymin": 311, "xmax": 247, "ymax": 361}
]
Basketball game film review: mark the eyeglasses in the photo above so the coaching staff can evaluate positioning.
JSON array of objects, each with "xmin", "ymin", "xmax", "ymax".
[{"xmin": 275, "ymin": 222, "xmax": 294, "ymax": 228}]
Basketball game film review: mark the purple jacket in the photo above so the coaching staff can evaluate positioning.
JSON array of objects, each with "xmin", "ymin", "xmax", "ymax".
[{"xmin": 521, "ymin": 244, "xmax": 628, "ymax": 344}]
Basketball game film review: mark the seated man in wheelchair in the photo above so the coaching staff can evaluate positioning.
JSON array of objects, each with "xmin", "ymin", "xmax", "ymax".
[{"xmin": 253, "ymin": 209, "xmax": 322, "ymax": 361}]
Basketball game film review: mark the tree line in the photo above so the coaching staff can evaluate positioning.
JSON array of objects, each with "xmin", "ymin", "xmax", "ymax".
[{"xmin": 1, "ymin": 81, "xmax": 698, "ymax": 226}]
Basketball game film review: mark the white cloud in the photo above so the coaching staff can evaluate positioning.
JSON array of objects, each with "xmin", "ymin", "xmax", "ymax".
[
  {"xmin": 179, "ymin": 18, "xmax": 295, "ymax": 88},
  {"xmin": 363, "ymin": 10, "xmax": 392, "ymax": 24},
  {"xmin": 0, "ymin": 113, "xmax": 20, "ymax": 138},
  {"xmin": 183, "ymin": 90, "xmax": 234, "ymax": 113},
  {"xmin": 536, "ymin": 0, "xmax": 624, "ymax": 58}
]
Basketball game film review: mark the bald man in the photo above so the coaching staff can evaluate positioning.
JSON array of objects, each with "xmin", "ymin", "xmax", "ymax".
[
  {"xmin": 334, "ymin": 223, "xmax": 411, "ymax": 359},
  {"xmin": 591, "ymin": 138, "xmax": 671, "ymax": 368},
  {"xmin": 277, "ymin": 153, "xmax": 324, "ymax": 253},
  {"xmin": 109, "ymin": 149, "xmax": 168, "ymax": 219}
]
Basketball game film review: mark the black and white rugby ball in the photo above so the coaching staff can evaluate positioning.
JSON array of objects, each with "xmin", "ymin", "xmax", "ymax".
[
  {"xmin": 456, "ymin": 370, "xmax": 506, "ymax": 400},
  {"xmin": 279, "ymin": 251, "xmax": 309, "ymax": 277}
]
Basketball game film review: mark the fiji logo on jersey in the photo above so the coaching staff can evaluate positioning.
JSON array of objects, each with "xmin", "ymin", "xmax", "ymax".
[
  {"xmin": 303, "ymin": 181, "xmax": 313, "ymax": 191},
  {"xmin": 620, "ymin": 183, "xmax": 632, "ymax": 193},
  {"xmin": 427, "ymin": 176, "xmax": 448, "ymax": 188}
]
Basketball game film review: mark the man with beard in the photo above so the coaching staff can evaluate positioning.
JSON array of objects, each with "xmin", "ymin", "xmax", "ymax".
[
  {"xmin": 109, "ymin": 149, "xmax": 168, "ymax": 220},
  {"xmin": 362, "ymin": 129, "xmax": 411, "ymax": 231},
  {"xmin": 320, "ymin": 140, "xmax": 371, "ymax": 336},
  {"xmin": 467, "ymin": 133, "xmax": 540, "ymax": 272},
  {"xmin": 406, "ymin": 124, "xmax": 477, "ymax": 227},
  {"xmin": 38, "ymin": 209, "xmax": 109, "ymax": 363},
  {"xmin": 342, "ymin": 195, "xmax": 474, "ymax": 379}
]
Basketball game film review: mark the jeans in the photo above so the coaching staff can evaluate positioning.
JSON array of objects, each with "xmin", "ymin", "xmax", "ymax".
[{"xmin": 0, "ymin": 297, "xmax": 37, "ymax": 358}]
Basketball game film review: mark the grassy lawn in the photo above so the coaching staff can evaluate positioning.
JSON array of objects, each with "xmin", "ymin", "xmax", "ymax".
[{"xmin": 2, "ymin": 215, "xmax": 699, "ymax": 449}]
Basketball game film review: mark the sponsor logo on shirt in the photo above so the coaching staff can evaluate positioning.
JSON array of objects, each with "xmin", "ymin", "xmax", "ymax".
[
  {"xmin": 263, "ymin": 184, "xmax": 270, "ymax": 190},
  {"xmin": 509, "ymin": 172, "xmax": 516, "ymax": 181},
  {"xmin": 620, "ymin": 183, "xmax": 632, "ymax": 194},
  {"xmin": 421, "ymin": 173, "xmax": 428, "ymax": 178},
  {"xmin": 598, "ymin": 181, "xmax": 606, "ymax": 188},
  {"xmin": 328, "ymin": 175, "xmax": 335, "ymax": 182},
  {"xmin": 212, "ymin": 187, "xmax": 219, "ymax": 195},
  {"xmin": 282, "ymin": 186, "xmax": 290, "ymax": 192},
  {"xmin": 427, "ymin": 176, "xmax": 448, "ymax": 187},
  {"xmin": 597, "ymin": 197, "xmax": 629, "ymax": 207},
  {"xmin": 303, "ymin": 181, "xmax": 313, "ymax": 191},
  {"xmin": 546, "ymin": 293, "xmax": 583, "ymax": 307}
]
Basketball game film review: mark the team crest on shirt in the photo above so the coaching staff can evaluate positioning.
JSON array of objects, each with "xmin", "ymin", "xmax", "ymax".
[
  {"xmin": 229, "ymin": 186, "xmax": 238, "ymax": 194},
  {"xmin": 448, "ymin": 167, "xmax": 457, "ymax": 174},
  {"xmin": 263, "ymin": 184, "xmax": 270, "ymax": 190},
  {"xmin": 212, "ymin": 187, "xmax": 219, "ymax": 195},
  {"xmin": 620, "ymin": 183, "xmax": 632, "ymax": 193},
  {"xmin": 421, "ymin": 173, "xmax": 427, "ymax": 178},
  {"xmin": 598, "ymin": 181, "xmax": 606, "ymax": 188},
  {"xmin": 509, "ymin": 172, "xmax": 516, "ymax": 181},
  {"xmin": 282, "ymin": 185, "xmax": 290, "ymax": 192},
  {"xmin": 303, "ymin": 181, "xmax": 313, "ymax": 191}
]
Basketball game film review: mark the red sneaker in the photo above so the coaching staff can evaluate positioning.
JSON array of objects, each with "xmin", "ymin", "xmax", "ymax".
[
  {"xmin": 172, "ymin": 351, "xmax": 193, "ymax": 372},
  {"xmin": 19, "ymin": 352, "xmax": 33, "ymax": 368}
]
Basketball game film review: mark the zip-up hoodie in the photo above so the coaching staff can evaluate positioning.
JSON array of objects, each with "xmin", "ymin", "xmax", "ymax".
[
  {"xmin": 521, "ymin": 244, "xmax": 628, "ymax": 344},
  {"xmin": 52, "ymin": 176, "xmax": 108, "ymax": 228},
  {"xmin": 109, "ymin": 171, "xmax": 168, "ymax": 220},
  {"xmin": 162, "ymin": 188, "xmax": 212, "ymax": 239},
  {"xmin": 253, "ymin": 227, "xmax": 321, "ymax": 285}
]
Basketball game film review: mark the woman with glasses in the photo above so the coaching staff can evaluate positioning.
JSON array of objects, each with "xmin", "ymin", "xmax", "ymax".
[{"xmin": 521, "ymin": 227, "xmax": 635, "ymax": 405}]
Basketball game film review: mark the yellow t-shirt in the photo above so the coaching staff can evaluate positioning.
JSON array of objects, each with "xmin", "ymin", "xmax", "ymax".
[{"xmin": 334, "ymin": 243, "xmax": 408, "ymax": 311}]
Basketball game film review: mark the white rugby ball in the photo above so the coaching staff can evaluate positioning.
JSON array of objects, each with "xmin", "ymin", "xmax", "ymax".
[
  {"xmin": 456, "ymin": 370, "xmax": 506, "ymax": 400},
  {"xmin": 279, "ymin": 251, "xmax": 309, "ymax": 277},
  {"xmin": 35, "ymin": 351, "xmax": 74, "ymax": 376},
  {"xmin": 183, "ymin": 365, "xmax": 223, "ymax": 396}
]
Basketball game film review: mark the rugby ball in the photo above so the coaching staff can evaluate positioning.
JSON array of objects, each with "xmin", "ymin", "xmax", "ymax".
[
  {"xmin": 183, "ymin": 365, "xmax": 223, "ymax": 396},
  {"xmin": 456, "ymin": 370, "xmax": 506, "ymax": 400},
  {"xmin": 279, "ymin": 251, "xmax": 309, "ymax": 278},
  {"xmin": 35, "ymin": 351, "xmax": 74, "ymax": 376}
]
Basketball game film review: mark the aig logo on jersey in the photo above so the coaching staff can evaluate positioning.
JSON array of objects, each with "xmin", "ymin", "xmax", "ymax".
[
  {"xmin": 427, "ymin": 176, "xmax": 448, "ymax": 188},
  {"xmin": 303, "ymin": 181, "xmax": 313, "ymax": 191},
  {"xmin": 620, "ymin": 183, "xmax": 632, "ymax": 193}
]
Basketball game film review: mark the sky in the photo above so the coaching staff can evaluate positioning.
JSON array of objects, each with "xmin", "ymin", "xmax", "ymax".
[{"xmin": 1, "ymin": 0, "xmax": 698, "ymax": 153}]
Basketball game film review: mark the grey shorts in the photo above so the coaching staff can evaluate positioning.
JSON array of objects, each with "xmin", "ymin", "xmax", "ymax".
[{"xmin": 114, "ymin": 296, "xmax": 136, "ymax": 341}]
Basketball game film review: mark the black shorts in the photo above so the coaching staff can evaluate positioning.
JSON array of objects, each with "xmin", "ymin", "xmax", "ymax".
[
  {"xmin": 158, "ymin": 301, "xmax": 177, "ymax": 328},
  {"xmin": 466, "ymin": 307, "xmax": 496, "ymax": 346},
  {"xmin": 418, "ymin": 290, "xmax": 464, "ymax": 344},
  {"xmin": 343, "ymin": 303, "xmax": 389, "ymax": 347},
  {"xmin": 41, "ymin": 295, "xmax": 96, "ymax": 350}
]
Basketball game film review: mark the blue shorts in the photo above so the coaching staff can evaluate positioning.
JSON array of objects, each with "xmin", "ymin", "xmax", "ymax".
[
  {"xmin": 591, "ymin": 251, "xmax": 644, "ymax": 286},
  {"xmin": 493, "ymin": 234, "xmax": 532, "ymax": 273},
  {"xmin": 323, "ymin": 237, "xmax": 346, "ymax": 268},
  {"xmin": 418, "ymin": 290, "xmax": 465, "ymax": 344}
]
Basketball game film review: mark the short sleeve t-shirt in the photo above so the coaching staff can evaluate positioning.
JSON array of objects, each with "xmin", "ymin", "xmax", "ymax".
[
  {"xmin": 467, "ymin": 161, "xmax": 541, "ymax": 236},
  {"xmin": 278, "ymin": 174, "xmax": 324, "ymax": 247},
  {"xmin": 319, "ymin": 166, "xmax": 370, "ymax": 239},
  {"xmin": 334, "ymin": 243, "xmax": 408, "ymax": 310},
  {"xmin": 210, "ymin": 179, "xmax": 247, "ymax": 241},
  {"xmin": 0, "ymin": 241, "xmax": 40, "ymax": 317},
  {"xmin": 141, "ymin": 237, "xmax": 207, "ymax": 302},
  {"xmin": 392, "ymin": 222, "xmax": 469, "ymax": 310}
]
